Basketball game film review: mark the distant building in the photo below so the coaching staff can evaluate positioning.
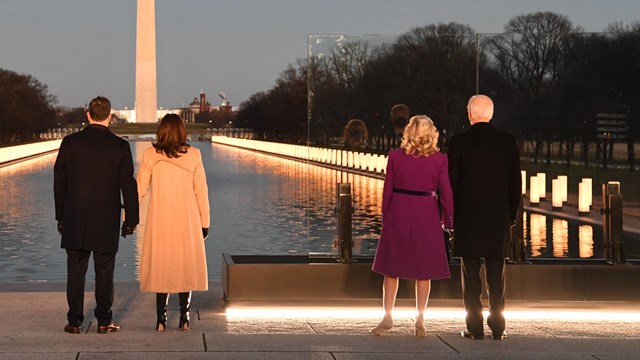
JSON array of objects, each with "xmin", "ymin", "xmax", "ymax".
[
  {"xmin": 112, "ymin": 89, "xmax": 234, "ymax": 123},
  {"xmin": 111, "ymin": 107, "xmax": 181, "ymax": 123}
]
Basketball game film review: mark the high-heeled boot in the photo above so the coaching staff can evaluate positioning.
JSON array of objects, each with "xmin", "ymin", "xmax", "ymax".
[
  {"xmin": 178, "ymin": 291, "xmax": 191, "ymax": 331},
  {"xmin": 156, "ymin": 293, "xmax": 168, "ymax": 332}
]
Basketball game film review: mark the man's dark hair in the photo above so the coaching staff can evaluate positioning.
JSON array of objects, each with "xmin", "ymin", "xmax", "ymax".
[{"xmin": 88, "ymin": 96, "xmax": 111, "ymax": 121}]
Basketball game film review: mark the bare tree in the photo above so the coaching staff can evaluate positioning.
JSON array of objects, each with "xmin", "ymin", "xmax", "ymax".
[
  {"xmin": 487, "ymin": 12, "xmax": 579, "ymax": 163},
  {"xmin": 392, "ymin": 23, "xmax": 478, "ymax": 135}
]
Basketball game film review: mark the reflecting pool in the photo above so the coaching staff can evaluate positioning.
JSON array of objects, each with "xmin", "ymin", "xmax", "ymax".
[{"xmin": 0, "ymin": 141, "xmax": 638, "ymax": 283}]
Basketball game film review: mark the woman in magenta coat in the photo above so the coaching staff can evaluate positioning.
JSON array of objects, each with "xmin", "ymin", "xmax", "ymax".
[{"xmin": 371, "ymin": 115, "xmax": 454, "ymax": 337}]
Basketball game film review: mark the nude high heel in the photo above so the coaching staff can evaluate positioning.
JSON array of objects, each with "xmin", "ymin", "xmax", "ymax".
[
  {"xmin": 369, "ymin": 317, "xmax": 393, "ymax": 336},
  {"xmin": 415, "ymin": 318, "xmax": 426, "ymax": 337}
]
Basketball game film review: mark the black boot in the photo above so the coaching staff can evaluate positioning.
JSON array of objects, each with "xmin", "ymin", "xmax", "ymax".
[
  {"xmin": 178, "ymin": 291, "xmax": 191, "ymax": 331},
  {"xmin": 156, "ymin": 293, "xmax": 168, "ymax": 332}
]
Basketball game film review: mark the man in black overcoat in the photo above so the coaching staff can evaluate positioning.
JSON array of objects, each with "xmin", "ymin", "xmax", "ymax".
[
  {"xmin": 447, "ymin": 95, "xmax": 521, "ymax": 340},
  {"xmin": 54, "ymin": 96, "xmax": 139, "ymax": 334}
]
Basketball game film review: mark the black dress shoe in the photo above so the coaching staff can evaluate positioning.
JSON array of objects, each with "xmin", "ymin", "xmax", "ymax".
[
  {"xmin": 461, "ymin": 330, "xmax": 484, "ymax": 340},
  {"xmin": 64, "ymin": 325, "xmax": 81, "ymax": 334},
  {"xmin": 492, "ymin": 331, "xmax": 507, "ymax": 340},
  {"xmin": 97, "ymin": 323, "xmax": 121, "ymax": 334}
]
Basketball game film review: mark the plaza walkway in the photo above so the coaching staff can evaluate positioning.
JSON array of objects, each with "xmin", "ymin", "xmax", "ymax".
[{"xmin": 1, "ymin": 281, "xmax": 639, "ymax": 360}]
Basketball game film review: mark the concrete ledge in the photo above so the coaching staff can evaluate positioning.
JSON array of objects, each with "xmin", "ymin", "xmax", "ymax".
[
  {"xmin": 0, "ymin": 140, "xmax": 61, "ymax": 165},
  {"xmin": 222, "ymin": 254, "xmax": 640, "ymax": 302}
]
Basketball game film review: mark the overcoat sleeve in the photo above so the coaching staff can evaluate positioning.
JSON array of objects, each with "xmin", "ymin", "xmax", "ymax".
[
  {"xmin": 120, "ymin": 143, "xmax": 139, "ymax": 226},
  {"xmin": 137, "ymin": 149, "xmax": 152, "ymax": 203},
  {"xmin": 507, "ymin": 139, "xmax": 522, "ymax": 224},
  {"xmin": 446, "ymin": 136, "xmax": 460, "ymax": 198},
  {"xmin": 53, "ymin": 138, "xmax": 69, "ymax": 221},
  {"xmin": 438, "ymin": 155, "xmax": 454, "ymax": 228},
  {"xmin": 381, "ymin": 151, "xmax": 394, "ymax": 221},
  {"xmin": 193, "ymin": 151, "xmax": 210, "ymax": 229}
]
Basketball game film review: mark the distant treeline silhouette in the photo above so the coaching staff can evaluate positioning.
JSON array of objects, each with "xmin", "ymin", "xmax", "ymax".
[{"xmin": 233, "ymin": 12, "xmax": 639, "ymax": 169}]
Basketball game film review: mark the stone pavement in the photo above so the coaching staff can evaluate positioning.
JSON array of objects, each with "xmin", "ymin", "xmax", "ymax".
[{"xmin": 1, "ymin": 282, "xmax": 639, "ymax": 359}]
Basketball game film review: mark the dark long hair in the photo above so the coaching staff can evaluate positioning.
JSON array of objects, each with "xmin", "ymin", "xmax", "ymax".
[{"xmin": 153, "ymin": 114, "xmax": 190, "ymax": 158}]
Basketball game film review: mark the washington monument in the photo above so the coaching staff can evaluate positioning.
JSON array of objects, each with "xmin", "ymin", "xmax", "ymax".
[{"xmin": 135, "ymin": 0, "xmax": 157, "ymax": 123}]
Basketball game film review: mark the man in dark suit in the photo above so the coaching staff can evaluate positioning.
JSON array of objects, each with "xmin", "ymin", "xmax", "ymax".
[
  {"xmin": 54, "ymin": 96, "xmax": 139, "ymax": 334},
  {"xmin": 447, "ymin": 94, "xmax": 521, "ymax": 340}
]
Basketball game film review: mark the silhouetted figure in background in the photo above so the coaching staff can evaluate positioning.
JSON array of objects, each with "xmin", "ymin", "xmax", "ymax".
[
  {"xmin": 343, "ymin": 119, "xmax": 369, "ymax": 149},
  {"xmin": 390, "ymin": 104, "xmax": 410, "ymax": 148}
]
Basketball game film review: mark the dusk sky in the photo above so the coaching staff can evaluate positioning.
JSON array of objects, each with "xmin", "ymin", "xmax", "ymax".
[{"xmin": 1, "ymin": 0, "xmax": 638, "ymax": 109}]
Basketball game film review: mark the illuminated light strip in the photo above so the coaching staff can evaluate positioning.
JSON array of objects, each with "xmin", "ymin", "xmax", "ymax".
[
  {"xmin": 211, "ymin": 136, "xmax": 388, "ymax": 174},
  {"xmin": 0, "ymin": 139, "xmax": 62, "ymax": 164},
  {"xmin": 225, "ymin": 307, "xmax": 640, "ymax": 322}
]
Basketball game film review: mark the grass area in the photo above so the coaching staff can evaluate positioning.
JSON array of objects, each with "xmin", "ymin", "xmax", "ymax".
[{"xmin": 521, "ymin": 161, "xmax": 640, "ymax": 204}]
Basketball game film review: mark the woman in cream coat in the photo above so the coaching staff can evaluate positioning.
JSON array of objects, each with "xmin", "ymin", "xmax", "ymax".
[{"xmin": 137, "ymin": 114, "xmax": 210, "ymax": 332}]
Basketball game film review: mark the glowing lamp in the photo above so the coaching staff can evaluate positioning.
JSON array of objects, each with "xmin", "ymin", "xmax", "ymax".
[
  {"xmin": 581, "ymin": 178, "xmax": 592, "ymax": 207},
  {"xmin": 557, "ymin": 175, "xmax": 567, "ymax": 203},
  {"xmin": 536, "ymin": 172, "xmax": 546, "ymax": 199},
  {"xmin": 551, "ymin": 179, "xmax": 562, "ymax": 210},
  {"xmin": 578, "ymin": 182, "xmax": 590, "ymax": 215},
  {"xmin": 521, "ymin": 170, "xmax": 526, "ymax": 195},
  {"xmin": 364, "ymin": 153, "xmax": 371, "ymax": 171},
  {"xmin": 529, "ymin": 176, "xmax": 540, "ymax": 206}
]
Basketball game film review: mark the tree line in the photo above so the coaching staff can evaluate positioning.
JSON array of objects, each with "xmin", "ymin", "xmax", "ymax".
[
  {"xmin": 234, "ymin": 12, "xmax": 640, "ymax": 169},
  {"xmin": 0, "ymin": 69, "xmax": 57, "ymax": 144}
]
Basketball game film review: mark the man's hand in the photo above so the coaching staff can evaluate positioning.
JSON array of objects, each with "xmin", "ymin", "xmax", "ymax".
[
  {"xmin": 202, "ymin": 227, "xmax": 209, "ymax": 240},
  {"xmin": 121, "ymin": 223, "xmax": 136, "ymax": 238},
  {"xmin": 57, "ymin": 221, "xmax": 63, "ymax": 235}
]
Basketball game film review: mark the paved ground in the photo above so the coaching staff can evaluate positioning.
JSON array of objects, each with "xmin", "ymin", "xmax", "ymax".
[{"xmin": 1, "ymin": 282, "xmax": 639, "ymax": 360}]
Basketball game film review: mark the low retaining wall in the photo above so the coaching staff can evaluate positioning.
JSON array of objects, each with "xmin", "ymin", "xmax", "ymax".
[
  {"xmin": 222, "ymin": 254, "xmax": 640, "ymax": 302},
  {"xmin": 0, "ymin": 140, "xmax": 62, "ymax": 166},
  {"xmin": 212, "ymin": 136, "xmax": 389, "ymax": 175}
]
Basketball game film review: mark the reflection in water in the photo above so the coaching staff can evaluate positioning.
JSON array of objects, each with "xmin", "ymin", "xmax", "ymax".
[
  {"xmin": 552, "ymin": 219, "xmax": 569, "ymax": 257},
  {"xmin": 0, "ymin": 153, "xmax": 65, "ymax": 282},
  {"xmin": 579, "ymin": 225, "xmax": 594, "ymax": 258},
  {"xmin": 0, "ymin": 142, "xmax": 638, "ymax": 283},
  {"xmin": 529, "ymin": 214, "xmax": 547, "ymax": 257}
]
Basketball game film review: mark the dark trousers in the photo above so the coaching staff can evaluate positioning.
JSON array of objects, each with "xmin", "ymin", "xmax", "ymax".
[
  {"xmin": 66, "ymin": 249, "xmax": 116, "ymax": 327},
  {"xmin": 461, "ymin": 257, "xmax": 506, "ymax": 335}
]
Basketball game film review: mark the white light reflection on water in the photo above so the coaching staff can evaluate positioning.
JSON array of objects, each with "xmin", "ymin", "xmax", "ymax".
[
  {"xmin": 1, "ymin": 141, "xmax": 638, "ymax": 283},
  {"xmin": 552, "ymin": 219, "xmax": 569, "ymax": 258},
  {"xmin": 529, "ymin": 213, "xmax": 547, "ymax": 257},
  {"xmin": 579, "ymin": 225, "xmax": 594, "ymax": 258},
  {"xmin": 0, "ymin": 153, "xmax": 66, "ymax": 282}
]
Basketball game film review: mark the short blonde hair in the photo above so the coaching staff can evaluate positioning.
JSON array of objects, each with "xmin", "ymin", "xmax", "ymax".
[{"xmin": 400, "ymin": 115, "xmax": 439, "ymax": 157}]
